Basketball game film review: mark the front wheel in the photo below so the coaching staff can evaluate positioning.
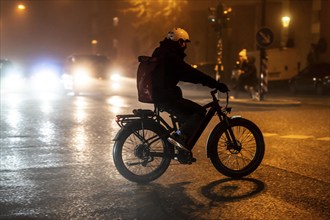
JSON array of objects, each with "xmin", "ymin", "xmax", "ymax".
[
  {"xmin": 208, "ymin": 118, "xmax": 265, "ymax": 178},
  {"xmin": 113, "ymin": 121, "xmax": 172, "ymax": 183}
]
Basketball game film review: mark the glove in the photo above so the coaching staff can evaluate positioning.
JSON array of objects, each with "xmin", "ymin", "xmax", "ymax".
[{"xmin": 217, "ymin": 82, "xmax": 229, "ymax": 93}]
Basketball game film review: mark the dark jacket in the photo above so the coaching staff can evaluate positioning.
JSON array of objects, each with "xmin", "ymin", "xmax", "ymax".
[
  {"xmin": 239, "ymin": 58, "xmax": 258, "ymax": 87},
  {"xmin": 151, "ymin": 38, "xmax": 219, "ymax": 102}
]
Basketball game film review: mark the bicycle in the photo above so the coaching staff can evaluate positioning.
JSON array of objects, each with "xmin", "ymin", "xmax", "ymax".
[{"xmin": 113, "ymin": 89, "xmax": 265, "ymax": 183}]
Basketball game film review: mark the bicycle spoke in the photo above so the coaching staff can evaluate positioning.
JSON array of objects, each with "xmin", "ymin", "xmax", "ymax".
[
  {"xmin": 217, "ymin": 125, "xmax": 258, "ymax": 171},
  {"xmin": 121, "ymin": 128, "xmax": 166, "ymax": 176}
]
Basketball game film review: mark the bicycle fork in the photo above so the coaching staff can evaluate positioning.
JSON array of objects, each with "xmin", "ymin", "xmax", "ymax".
[{"xmin": 222, "ymin": 115, "xmax": 242, "ymax": 152}]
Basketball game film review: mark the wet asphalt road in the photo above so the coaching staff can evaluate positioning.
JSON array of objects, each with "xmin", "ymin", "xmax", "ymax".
[{"xmin": 1, "ymin": 86, "xmax": 329, "ymax": 219}]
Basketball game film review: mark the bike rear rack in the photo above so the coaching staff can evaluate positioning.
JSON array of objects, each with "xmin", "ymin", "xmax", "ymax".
[
  {"xmin": 115, "ymin": 109, "xmax": 155, "ymax": 128},
  {"xmin": 115, "ymin": 105, "xmax": 180, "ymax": 133}
]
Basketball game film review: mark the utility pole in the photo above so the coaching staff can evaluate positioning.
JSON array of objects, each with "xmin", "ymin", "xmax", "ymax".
[
  {"xmin": 259, "ymin": 0, "xmax": 268, "ymax": 101},
  {"xmin": 256, "ymin": 0, "xmax": 274, "ymax": 101},
  {"xmin": 208, "ymin": 0, "xmax": 231, "ymax": 82}
]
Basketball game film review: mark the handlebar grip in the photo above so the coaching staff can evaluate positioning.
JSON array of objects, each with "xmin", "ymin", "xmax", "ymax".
[{"xmin": 211, "ymin": 88, "xmax": 218, "ymax": 95}]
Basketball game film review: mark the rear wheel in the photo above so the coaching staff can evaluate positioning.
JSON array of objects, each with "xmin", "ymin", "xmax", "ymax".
[
  {"xmin": 113, "ymin": 121, "xmax": 171, "ymax": 183},
  {"xmin": 209, "ymin": 118, "xmax": 265, "ymax": 178}
]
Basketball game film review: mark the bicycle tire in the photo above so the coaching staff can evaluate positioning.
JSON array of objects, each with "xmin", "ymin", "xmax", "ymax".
[
  {"xmin": 113, "ymin": 121, "xmax": 171, "ymax": 183},
  {"xmin": 208, "ymin": 117, "xmax": 265, "ymax": 178}
]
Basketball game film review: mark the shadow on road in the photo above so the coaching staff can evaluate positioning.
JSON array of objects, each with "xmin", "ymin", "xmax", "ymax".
[
  {"xmin": 132, "ymin": 181, "xmax": 198, "ymax": 220},
  {"xmin": 201, "ymin": 178, "xmax": 265, "ymax": 204},
  {"xmin": 127, "ymin": 178, "xmax": 265, "ymax": 220}
]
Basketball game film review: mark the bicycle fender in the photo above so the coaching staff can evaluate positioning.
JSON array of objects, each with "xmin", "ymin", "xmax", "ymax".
[
  {"xmin": 113, "ymin": 126, "xmax": 127, "ymax": 141},
  {"xmin": 113, "ymin": 120, "xmax": 144, "ymax": 141},
  {"xmin": 113, "ymin": 119, "xmax": 162, "ymax": 141},
  {"xmin": 230, "ymin": 115, "xmax": 242, "ymax": 119}
]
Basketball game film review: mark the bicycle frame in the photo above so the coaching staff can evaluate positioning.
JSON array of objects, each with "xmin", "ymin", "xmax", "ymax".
[
  {"xmin": 185, "ymin": 90, "xmax": 237, "ymax": 149},
  {"xmin": 113, "ymin": 89, "xmax": 265, "ymax": 182},
  {"xmin": 115, "ymin": 89, "xmax": 238, "ymax": 151}
]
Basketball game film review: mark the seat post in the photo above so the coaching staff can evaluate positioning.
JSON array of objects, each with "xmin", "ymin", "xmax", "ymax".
[
  {"xmin": 154, "ymin": 104, "xmax": 159, "ymax": 115},
  {"xmin": 153, "ymin": 104, "xmax": 179, "ymax": 132},
  {"xmin": 153, "ymin": 104, "xmax": 161, "ymax": 124}
]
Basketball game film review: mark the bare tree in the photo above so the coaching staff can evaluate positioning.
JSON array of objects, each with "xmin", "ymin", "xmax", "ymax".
[{"xmin": 124, "ymin": 0, "xmax": 188, "ymax": 55}]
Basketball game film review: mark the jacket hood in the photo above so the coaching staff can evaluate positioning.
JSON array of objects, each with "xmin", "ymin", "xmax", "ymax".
[{"xmin": 159, "ymin": 38, "xmax": 187, "ymax": 58}]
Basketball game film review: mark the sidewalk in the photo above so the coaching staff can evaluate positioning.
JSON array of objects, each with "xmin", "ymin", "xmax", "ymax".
[
  {"xmin": 182, "ymin": 84, "xmax": 302, "ymax": 107},
  {"xmin": 193, "ymin": 91, "xmax": 301, "ymax": 107},
  {"xmin": 229, "ymin": 97, "xmax": 301, "ymax": 107},
  {"xmin": 228, "ymin": 91, "xmax": 301, "ymax": 107}
]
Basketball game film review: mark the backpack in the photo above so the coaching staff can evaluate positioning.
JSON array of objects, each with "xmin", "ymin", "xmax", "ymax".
[{"xmin": 136, "ymin": 56, "xmax": 159, "ymax": 103}]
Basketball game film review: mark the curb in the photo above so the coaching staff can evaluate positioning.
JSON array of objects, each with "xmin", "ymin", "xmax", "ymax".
[
  {"xmin": 195, "ymin": 97, "xmax": 301, "ymax": 107},
  {"xmin": 229, "ymin": 98, "xmax": 302, "ymax": 107}
]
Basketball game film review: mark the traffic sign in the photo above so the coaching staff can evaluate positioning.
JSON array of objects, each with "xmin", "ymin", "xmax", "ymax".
[{"xmin": 256, "ymin": 27, "xmax": 274, "ymax": 48}]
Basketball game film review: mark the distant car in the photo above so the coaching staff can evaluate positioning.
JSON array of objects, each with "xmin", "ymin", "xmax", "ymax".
[
  {"xmin": 0, "ymin": 59, "xmax": 13, "ymax": 77},
  {"xmin": 28, "ymin": 60, "xmax": 64, "ymax": 92},
  {"xmin": 289, "ymin": 62, "xmax": 330, "ymax": 95},
  {"xmin": 0, "ymin": 59, "xmax": 25, "ymax": 93},
  {"xmin": 62, "ymin": 54, "xmax": 123, "ymax": 95}
]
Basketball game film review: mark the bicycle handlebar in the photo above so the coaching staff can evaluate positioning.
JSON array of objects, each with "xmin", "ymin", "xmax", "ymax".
[
  {"xmin": 211, "ymin": 89, "xmax": 218, "ymax": 96},
  {"xmin": 211, "ymin": 89, "xmax": 229, "ymax": 108}
]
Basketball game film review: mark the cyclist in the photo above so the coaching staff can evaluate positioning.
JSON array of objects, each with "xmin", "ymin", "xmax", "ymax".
[
  {"xmin": 236, "ymin": 49, "xmax": 259, "ymax": 100},
  {"xmin": 151, "ymin": 27, "xmax": 229, "ymax": 159}
]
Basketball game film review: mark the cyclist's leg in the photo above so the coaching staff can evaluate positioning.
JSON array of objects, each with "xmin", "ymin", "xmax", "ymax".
[{"xmin": 158, "ymin": 98, "xmax": 205, "ymax": 150}]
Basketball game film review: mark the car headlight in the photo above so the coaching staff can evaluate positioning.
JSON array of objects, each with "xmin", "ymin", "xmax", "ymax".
[
  {"xmin": 30, "ymin": 68, "xmax": 61, "ymax": 90},
  {"xmin": 73, "ymin": 67, "xmax": 92, "ymax": 86},
  {"xmin": 2, "ymin": 72, "xmax": 25, "ymax": 91},
  {"xmin": 29, "ymin": 61, "xmax": 63, "ymax": 91},
  {"xmin": 109, "ymin": 70, "xmax": 122, "ymax": 90},
  {"xmin": 110, "ymin": 72, "xmax": 121, "ymax": 81}
]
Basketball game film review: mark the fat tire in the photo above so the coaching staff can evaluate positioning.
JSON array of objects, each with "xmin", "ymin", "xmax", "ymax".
[
  {"xmin": 209, "ymin": 118, "xmax": 265, "ymax": 178},
  {"xmin": 113, "ymin": 121, "xmax": 171, "ymax": 183}
]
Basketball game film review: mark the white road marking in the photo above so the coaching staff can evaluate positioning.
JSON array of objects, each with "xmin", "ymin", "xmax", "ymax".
[
  {"xmin": 280, "ymin": 135, "xmax": 314, "ymax": 139},
  {"xmin": 316, "ymin": 137, "xmax": 330, "ymax": 141},
  {"xmin": 263, "ymin": 133, "xmax": 278, "ymax": 137},
  {"xmin": 263, "ymin": 133, "xmax": 329, "ymax": 141}
]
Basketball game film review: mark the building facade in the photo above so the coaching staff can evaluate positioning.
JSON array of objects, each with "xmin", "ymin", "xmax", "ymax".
[{"xmin": 184, "ymin": 0, "xmax": 330, "ymax": 81}]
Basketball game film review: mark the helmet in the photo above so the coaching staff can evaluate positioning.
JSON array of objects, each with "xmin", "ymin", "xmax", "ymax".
[
  {"xmin": 167, "ymin": 28, "xmax": 191, "ymax": 42},
  {"xmin": 239, "ymin": 49, "xmax": 247, "ymax": 60}
]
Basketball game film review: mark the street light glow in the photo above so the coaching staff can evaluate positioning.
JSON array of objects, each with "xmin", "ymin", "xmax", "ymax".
[
  {"xmin": 224, "ymin": 7, "xmax": 232, "ymax": 14},
  {"xmin": 281, "ymin": 16, "xmax": 291, "ymax": 28},
  {"xmin": 17, "ymin": 4, "xmax": 26, "ymax": 10}
]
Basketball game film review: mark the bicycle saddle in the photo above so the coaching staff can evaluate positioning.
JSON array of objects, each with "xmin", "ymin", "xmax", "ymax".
[{"xmin": 133, "ymin": 109, "xmax": 155, "ymax": 117}]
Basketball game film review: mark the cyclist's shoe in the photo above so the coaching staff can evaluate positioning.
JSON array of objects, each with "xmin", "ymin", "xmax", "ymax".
[
  {"xmin": 176, "ymin": 149, "xmax": 196, "ymax": 164},
  {"xmin": 167, "ymin": 133, "xmax": 190, "ymax": 152}
]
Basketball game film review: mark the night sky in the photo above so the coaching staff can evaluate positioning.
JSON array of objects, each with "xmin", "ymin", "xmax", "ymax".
[{"xmin": 1, "ymin": 1, "xmax": 129, "ymax": 68}]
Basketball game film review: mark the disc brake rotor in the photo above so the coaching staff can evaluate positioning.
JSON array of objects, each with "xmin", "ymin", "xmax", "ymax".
[{"xmin": 226, "ymin": 140, "xmax": 242, "ymax": 154}]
